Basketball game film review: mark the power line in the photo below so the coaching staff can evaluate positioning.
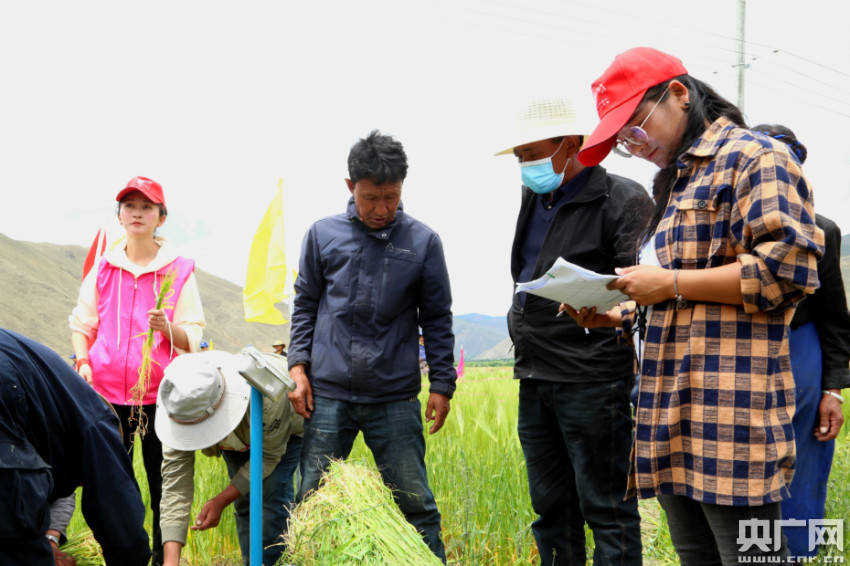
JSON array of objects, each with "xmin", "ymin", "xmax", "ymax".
[
  {"xmin": 774, "ymin": 49, "xmax": 850, "ymax": 80},
  {"xmin": 752, "ymin": 53, "xmax": 850, "ymax": 102},
  {"xmin": 744, "ymin": 74, "xmax": 850, "ymax": 120},
  {"xmin": 563, "ymin": 0, "xmax": 850, "ymax": 85},
  {"xmin": 454, "ymin": 0, "xmax": 850, "ymax": 113}
]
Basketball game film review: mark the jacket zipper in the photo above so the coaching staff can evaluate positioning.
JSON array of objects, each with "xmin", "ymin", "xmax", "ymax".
[
  {"xmin": 380, "ymin": 257, "xmax": 389, "ymax": 307},
  {"xmin": 517, "ymin": 191, "xmax": 605, "ymax": 375}
]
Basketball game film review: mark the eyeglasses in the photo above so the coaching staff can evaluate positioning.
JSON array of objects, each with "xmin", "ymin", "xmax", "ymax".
[{"xmin": 613, "ymin": 89, "xmax": 670, "ymax": 157}]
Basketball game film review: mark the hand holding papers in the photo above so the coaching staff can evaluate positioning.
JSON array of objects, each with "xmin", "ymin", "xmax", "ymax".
[{"xmin": 515, "ymin": 257, "xmax": 628, "ymax": 313}]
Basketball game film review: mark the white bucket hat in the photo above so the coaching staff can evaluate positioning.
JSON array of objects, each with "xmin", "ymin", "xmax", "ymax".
[
  {"xmin": 155, "ymin": 351, "xmax": 251, "ymax": 451},
  {"xmin": 494, "ymin": 95, "xmax": 597, "ymax": 156}
]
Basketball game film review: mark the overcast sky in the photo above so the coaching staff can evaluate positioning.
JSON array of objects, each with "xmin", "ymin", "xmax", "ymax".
[{"xmin": 3, "ymin": 0, "xmax": 848, "ymax": 317}]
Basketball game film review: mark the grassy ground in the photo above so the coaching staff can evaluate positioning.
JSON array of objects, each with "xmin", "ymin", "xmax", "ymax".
[{"xmin": 64, "ymin": 366, "xmax": 850, "ymax": 564}]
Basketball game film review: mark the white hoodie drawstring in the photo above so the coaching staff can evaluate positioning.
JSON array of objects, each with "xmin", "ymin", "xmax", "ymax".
[
  {"xmin": 167, "ymin": 318, "xmax": 174, "ymax": 358},
  {"xmin": 116, "ymin": 267, "xmax": 123, "ymax": 349}
]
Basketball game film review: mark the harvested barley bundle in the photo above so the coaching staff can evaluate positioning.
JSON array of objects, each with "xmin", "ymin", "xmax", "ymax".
[
  {"xmin": 283, "ymin": 460, "xmax": 442, "ymax": 566},
  {"xmin": 130, "ymin": 268, "xmax": 176, "ymax": 435},
  {"xmin": 61, "ymin": 531, "xmax": 103, "ymax": 566}
]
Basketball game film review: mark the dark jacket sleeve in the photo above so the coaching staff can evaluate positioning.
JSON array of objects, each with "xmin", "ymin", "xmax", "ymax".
[
  {"xmin": 418, "ymin": 232, "xmax": 456, "ymax": 398},
  {"xmin": 810, "ymin": 216, "xmax": 850, "ymax": 389},
  {"xmin": 80, "ymin": 414, "xmax": 151, "ymax": 566},
  {"xmin": 1, "ymin": 329, "xmax": 151, "ymax": 566},
  {"xmin": 288, "ymin": 225, "xmax": 325, "ymax": 371},
  {"xmin": 606, "ymin": 176, "xmax": 654, "ymax": 268}
]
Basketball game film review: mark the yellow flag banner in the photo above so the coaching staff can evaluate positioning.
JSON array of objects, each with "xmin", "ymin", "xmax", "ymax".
[{"xmin": 243, "ymin": 181, "xmax": 288, "ymax": 324}]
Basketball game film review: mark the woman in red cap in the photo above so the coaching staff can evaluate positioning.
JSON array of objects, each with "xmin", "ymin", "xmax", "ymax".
[
  {"xmin": 69, "ymin": 176, "xmax": 206, "ymax": 566},
  {"xmin": 565, "ymin": 47, "xmax": 824, "ymax": 564}
]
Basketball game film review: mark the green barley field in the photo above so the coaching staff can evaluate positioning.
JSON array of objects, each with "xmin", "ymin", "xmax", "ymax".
[{"xmin": 65, "ymin": 366, "xmax": 850, "ymax": 565}]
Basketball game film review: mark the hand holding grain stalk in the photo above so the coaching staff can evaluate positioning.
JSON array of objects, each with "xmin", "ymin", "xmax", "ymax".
[{"xmin": 130, "ymin": 269, "xmax": 177, "ymax": 435}]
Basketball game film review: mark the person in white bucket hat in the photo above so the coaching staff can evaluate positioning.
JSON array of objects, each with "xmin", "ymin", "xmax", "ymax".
[
  {"xmin": 497, "ymin": 95, "xmax": 652, "ymax": 566},
  {"xmin": 157, "ymin": 350, "xmax": 303, "ymax": 566}
]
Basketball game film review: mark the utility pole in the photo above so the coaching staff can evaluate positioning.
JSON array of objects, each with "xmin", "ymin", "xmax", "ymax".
[{"xmin": 737, "ymin": 0, "xmax": 746, "ymax": 112}]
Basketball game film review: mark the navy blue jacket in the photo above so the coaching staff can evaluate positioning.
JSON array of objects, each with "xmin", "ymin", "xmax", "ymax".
[
  {"xmin": 289, "ymin": 199, "xmax": 455, "ymax": 402},
  {"xmin": 0, "ymin": 329, "xmax": 150, "ymax": 566}
]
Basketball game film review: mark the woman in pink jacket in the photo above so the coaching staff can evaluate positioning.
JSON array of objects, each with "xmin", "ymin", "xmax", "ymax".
[{"xmin": 70, "ymin": 176, "xmax": 205, "ymax": 566}]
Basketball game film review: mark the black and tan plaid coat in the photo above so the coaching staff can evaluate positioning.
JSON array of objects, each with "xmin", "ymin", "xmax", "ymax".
[{"xmin": 627, "ymin": 117, "xmax": 824, "ymax": 506}]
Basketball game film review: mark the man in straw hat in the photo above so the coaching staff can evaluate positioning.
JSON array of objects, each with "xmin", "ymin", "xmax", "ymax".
[
  {"xmin": 157, "ymin": 350, "xmax": 303, "ymax": 566},
  {"xmin": 496, "ymin": 96, "xmax": 651, "ymax": 565},
  {"xmin": 287, "ymin": 130, "xmax": 454, "ymax": 562},
  {"xmin": 271, "ymin": 339, "xmax": 286, "ymax": 357},
  {"xmin": 0, "ymin": 328, "xmax": 151, "ymax": 566}
]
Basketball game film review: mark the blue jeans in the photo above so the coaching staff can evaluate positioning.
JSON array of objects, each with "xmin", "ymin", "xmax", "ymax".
[
  {"xmin": 223, "ymin": 435, "xmax": 302, "ymax": 566},
  {"xmin": 518, "ymin": 379, "xmax": 641, "ymax": 566},
  {"xmin": 297, "ymin": 395, "xmax": 446, "ymax": 562}
]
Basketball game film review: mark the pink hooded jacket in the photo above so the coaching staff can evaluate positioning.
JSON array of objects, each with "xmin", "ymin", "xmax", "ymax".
[{"xmin": 71, "ymin": 239, "xmax": 205, "ymax": 405}]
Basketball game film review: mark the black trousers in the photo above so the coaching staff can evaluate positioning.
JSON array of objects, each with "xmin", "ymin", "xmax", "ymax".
[
  {"xmin": 113, "ymin": 403, "xmax": 163, "ymax": 566},
  {"xmin": 658, "ymin": 494, "xmax": 787, "ymax": 566},
  {"xmin": 518, "ymin": 379, "xmax": 642, "ymax": 566}
]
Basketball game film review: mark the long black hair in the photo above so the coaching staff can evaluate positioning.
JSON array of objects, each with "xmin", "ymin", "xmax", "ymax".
[{"xmin": 640, "ymin": 75, "xmax": 746, "ymax": 246}]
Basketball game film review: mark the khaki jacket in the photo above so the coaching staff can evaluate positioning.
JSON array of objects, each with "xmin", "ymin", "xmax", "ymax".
[{"xmin": 160, "ymin": 384, "xmax": 303, "ymax": 545}]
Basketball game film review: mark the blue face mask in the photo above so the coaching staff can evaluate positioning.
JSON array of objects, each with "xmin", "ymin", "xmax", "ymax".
[{"xmin": 519, "ymin": 139, "xmax": 568, "ymax": 194}]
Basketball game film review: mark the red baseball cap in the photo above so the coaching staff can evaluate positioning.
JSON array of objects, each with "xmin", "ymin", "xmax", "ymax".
[
  {"xmin": 115, "ymin": 176, "xmax": 166, "ymax": 207},
  {"xmin": 578, "ymin": 47, "xmax": 688, "ymax": 167}
]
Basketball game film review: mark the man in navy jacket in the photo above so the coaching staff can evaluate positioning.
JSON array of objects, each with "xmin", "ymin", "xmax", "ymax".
[
  {"xmin": 288, "ymin": 130, "xmax": 454, "ymax": 562},
  {"xmin": 0, "ymin": 328, "xmax": 150, "ymax": 566}
]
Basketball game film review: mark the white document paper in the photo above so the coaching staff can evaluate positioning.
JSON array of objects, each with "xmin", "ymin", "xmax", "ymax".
[{"xmin": 515, "ymin": 257, "xmax": 628, "ymax": 312}]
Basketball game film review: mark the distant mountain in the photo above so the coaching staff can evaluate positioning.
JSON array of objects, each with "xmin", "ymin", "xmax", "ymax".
[
  {"xmin": 0, "ymin": 234, "xmax": 512, "ymax": 363},
  {"xmin": 452, "ymin": 313, "xmax": 508, "ymax": 360},
  {"xmin": 0, "ymin": 234, "xmax": 88, "ymax": 356},
  {"xmin": 0, "ymin": 234, "xmax": 288, "ymax": 358},
  {"xmin": 476, "ymin": 337, "xmax": 513, "ymax": 360}
]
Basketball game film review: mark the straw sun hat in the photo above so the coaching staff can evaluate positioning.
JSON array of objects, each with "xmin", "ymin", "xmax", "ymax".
[
  {"xmin": 155, "ymin": 350, "xmax": 251, "ymax": 451},
  {"xmin": 494, "ymin": 94, "xmax": 598, "ymax": 156}
]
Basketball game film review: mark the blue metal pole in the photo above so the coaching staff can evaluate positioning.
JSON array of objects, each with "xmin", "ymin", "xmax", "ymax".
[{"xmin": 250, "ymin": 387, "xmax": 263, "ymax": 566}]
